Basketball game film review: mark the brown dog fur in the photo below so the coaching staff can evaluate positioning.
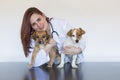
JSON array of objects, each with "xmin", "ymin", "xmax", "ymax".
[
  {"xmin": 29, "ymin": 31, "xmax": 60, "ymax": 67},
  {"xmin": 67, "ymin": 28, "xmax": 85, "ymax": 38}
]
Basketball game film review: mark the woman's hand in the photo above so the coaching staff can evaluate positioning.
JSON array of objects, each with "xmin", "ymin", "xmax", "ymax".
[
  {"xmin": 62, "ymin": 46, "xmax": 82, "ymax": 55},
  {"xmin": 44, "ymin": 38, "xmax": 56, "ymax": 54}
]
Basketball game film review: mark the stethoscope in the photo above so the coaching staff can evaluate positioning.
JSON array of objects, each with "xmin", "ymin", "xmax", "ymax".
[
  {"xmin": 49, "ymin": 18, "xmax": 62, "ymax": 51},
  {"xmin": 49, "ymin": 18, "xmax": 59, "ymax": 38}
]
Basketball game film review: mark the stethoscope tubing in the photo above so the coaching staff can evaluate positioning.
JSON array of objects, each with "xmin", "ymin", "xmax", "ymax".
[{"xmin": 49, "ymin": 19, "xmax": 59, "ymax": 37}]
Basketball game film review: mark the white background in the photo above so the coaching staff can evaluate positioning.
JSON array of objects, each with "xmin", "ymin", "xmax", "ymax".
[{"xmin": 0, "ymin": 0, "xmax": 120, "ymax": 62}]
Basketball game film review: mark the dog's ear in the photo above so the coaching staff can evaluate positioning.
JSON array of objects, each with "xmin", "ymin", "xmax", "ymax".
[
  {"xmin": 45, "ymin": 30, "xmax": 51, "ymax": 39},
  {"xmin": 31, "ymin": 32, "xmax": 37, "ymax": 40},
  {"xmin": 79, "ymin": 28, "xmax": 85, "ymax": 35},
  {"xmin": 67, "ymin": 29, "xmax": 74, "ymax": 37}
]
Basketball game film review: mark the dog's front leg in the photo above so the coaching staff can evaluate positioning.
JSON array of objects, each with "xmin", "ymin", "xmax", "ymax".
[
  {"xmin": 57, "ymin": 53, "xmax": 65, "ymax": 68},
  {"xmin": 72, "ymin": 54, "xmax": 78, "ymax": 68},
  {"xmin": 29, "ymin": 46, "xmax": 40, "ymax": 68},
  {"xmin": 47, "ymin": 51, "xmax": 56, "ymax": 67}
]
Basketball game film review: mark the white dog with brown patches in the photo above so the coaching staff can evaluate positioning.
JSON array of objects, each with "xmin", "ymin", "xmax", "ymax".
[{"xmin": 57, "ymin": 28, "xmax": 85, "ymax": 68}]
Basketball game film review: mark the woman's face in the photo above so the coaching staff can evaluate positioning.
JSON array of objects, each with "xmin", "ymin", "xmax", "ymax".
[{"xmin": 30, "ymin": 13, "xmax": 49, "ymax": 31}]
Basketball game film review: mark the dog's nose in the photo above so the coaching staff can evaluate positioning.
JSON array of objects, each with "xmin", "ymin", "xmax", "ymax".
[
  {"xmin": 75, "ymin": 40, "xmax": 79, "ymax": 43},
  {"xmin": 39, "ymin": 41, "xmax": 43, "ymax": 44}
]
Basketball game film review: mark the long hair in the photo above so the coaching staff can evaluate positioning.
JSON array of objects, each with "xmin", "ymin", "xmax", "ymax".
[{"xmin": 21, "ymin": 7, "xmax": 49, "ymax": 57}]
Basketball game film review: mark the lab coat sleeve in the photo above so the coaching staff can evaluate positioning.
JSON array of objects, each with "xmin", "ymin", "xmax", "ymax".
[
  {"xmin": 51, "ymin": 19, "xmax": 72, "ymax": 54},
  {"xmin": 56, "ymin": 19, "xmax": 72, "ymax": 53},
  {"xmin": 63, "ymin": 20, "xmax": 73, "ymax": 35}
]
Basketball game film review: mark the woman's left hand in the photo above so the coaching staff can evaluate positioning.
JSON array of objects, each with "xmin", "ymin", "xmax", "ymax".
[{"xmin": 62, "ymin": 46, "xmax": 82, "ymax": 54}]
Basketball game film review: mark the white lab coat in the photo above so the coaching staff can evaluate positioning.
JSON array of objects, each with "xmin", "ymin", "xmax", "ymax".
[{"xmin": 28, "ymin": 18, "xmax": 85, "ymax": 67}]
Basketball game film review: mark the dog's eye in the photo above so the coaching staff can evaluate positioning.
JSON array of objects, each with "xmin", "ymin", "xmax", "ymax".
[
  {"xmin": 72, "ymin": 35, "xmax": 75, "ymax": 37},
  {"xmin": 42, "ymin": 36, "xmax": 45, "ymax": 38},
  {"xmin": 36, "ymin": 36, "xmax": 39, "ymax": 38}
]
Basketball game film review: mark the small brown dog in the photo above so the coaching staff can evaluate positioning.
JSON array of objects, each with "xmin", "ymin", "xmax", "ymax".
[{"xmin": 29, "ymin": 31, "xmax": 60, "ymax": 67}]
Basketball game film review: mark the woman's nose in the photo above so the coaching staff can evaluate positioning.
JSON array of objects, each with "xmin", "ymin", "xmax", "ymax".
[{"xmin": 36, "ymin": 22, "xmax": 41, "ymax": 27}]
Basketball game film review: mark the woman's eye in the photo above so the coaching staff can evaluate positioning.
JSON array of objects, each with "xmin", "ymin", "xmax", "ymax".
[
  {"xmin": 37, "ymin": 18, "xmax": 41, "ymax": 22},
  {"xmin": 32, "ymin": 23, "xmax": 36, "ymax": 26}
]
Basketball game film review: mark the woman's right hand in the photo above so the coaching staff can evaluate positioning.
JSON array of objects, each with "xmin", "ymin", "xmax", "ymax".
[{"xmin": 62, "ymin": 46, "xmax": 82, "ymax": 55}]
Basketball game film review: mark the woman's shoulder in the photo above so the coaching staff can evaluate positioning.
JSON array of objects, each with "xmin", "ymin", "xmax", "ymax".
[{"xmin": 50, "ymin": 17, "xmax": 68, "ymax": 24}]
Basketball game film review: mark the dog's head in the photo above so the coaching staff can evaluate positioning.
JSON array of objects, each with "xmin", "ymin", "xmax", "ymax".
[
  {"xmin": 32, "ymin": 31, "xmax": 51, "ymax": 45},
  {"xmin": 67, "ymin": 28, "xmax": 85, "ymax": 43}
]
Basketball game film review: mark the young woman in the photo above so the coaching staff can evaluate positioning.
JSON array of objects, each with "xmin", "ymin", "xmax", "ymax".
[{"xmin": 21, "ymin": 7, "xmax": 85, "ymax": 67}]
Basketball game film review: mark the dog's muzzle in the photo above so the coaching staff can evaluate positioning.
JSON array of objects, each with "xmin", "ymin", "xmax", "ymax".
[
  {"xmin": 75, "ymin": 40, "xmax": 79, "ymax": 43},
  {"xmin": 38, "ymin": 41, "xmax": 44, "ymax": 44}
]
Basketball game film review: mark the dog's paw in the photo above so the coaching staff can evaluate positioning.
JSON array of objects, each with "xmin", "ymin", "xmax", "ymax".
[
  {"xmin": 57, "ymin": 64, "xmax": 64, "ymax": 68},
  {"xmin": 72, "ymin": 64, "xmax": 78, "ymax": 68},
  {"xmin": 29, "ymin": 64, "xmax": 33, "ymax": 68},
  {"xmin": 47, "ymin": 65, "xmax": 52, "ymax": 68}
]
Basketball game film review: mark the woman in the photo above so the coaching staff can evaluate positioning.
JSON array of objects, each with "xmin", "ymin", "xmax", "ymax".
[{"xmin": 21, "ymin": 7, "xmax": 85, "ymax": 67}]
